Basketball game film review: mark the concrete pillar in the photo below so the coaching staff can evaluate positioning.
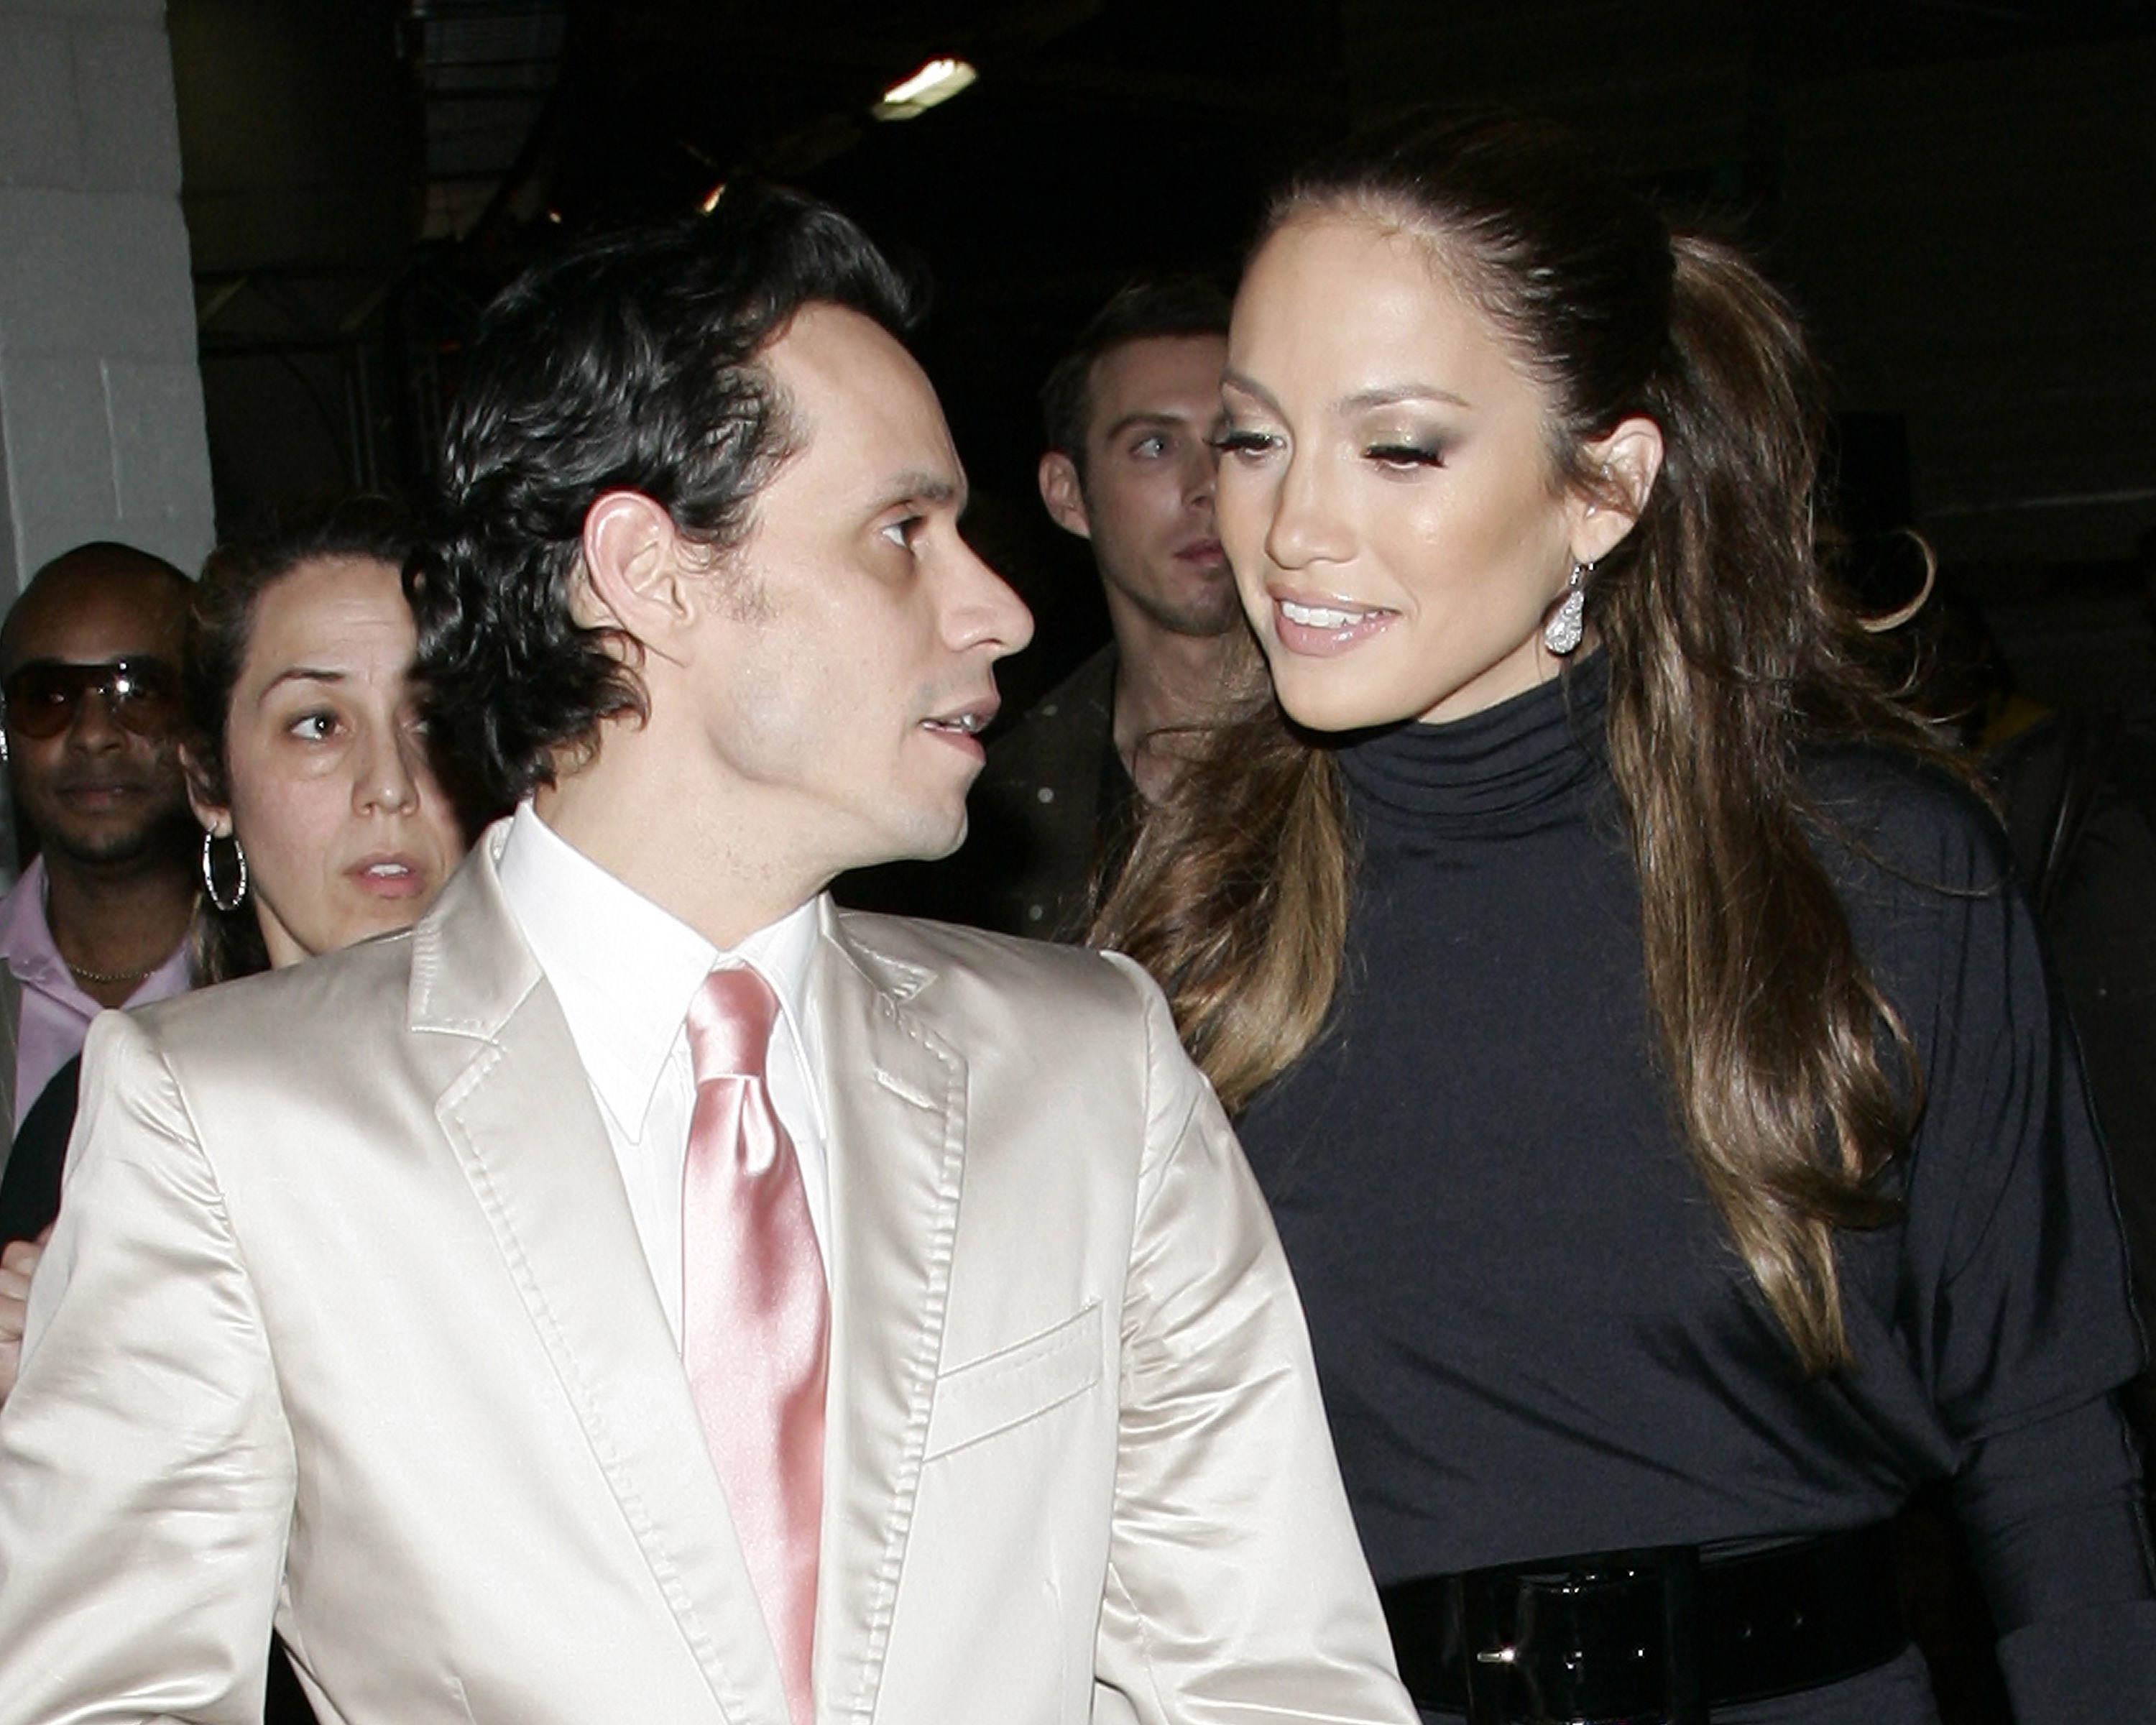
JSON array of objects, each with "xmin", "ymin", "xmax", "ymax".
[{"xmin": 0, "ymin": 0, "xmax": 214, "ymax": 599}]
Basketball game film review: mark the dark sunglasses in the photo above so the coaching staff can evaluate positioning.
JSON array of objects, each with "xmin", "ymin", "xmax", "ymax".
[{"xmin": 1, "ymin": 656, "xmax": 182, "ymax": 740}]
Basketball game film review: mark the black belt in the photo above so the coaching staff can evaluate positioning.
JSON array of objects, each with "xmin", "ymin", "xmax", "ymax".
[{"xmin": 1379, "ymin": 1522, "xmax": 1908, "ymax": 1724}]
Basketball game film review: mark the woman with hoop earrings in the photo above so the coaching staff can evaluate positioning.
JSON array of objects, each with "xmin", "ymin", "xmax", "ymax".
[{"xmin": 184, "ymin": 496, "xmax": 471, "ymax": 985}]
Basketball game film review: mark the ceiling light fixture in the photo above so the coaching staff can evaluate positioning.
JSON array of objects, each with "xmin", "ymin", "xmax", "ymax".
[
  {"xmin": 872, "ymin": 57, "xmax": 977, "ymax": 121},
  {"xmin": 700, "ymin": 183, "xmax": 727, "ymax": 213}
]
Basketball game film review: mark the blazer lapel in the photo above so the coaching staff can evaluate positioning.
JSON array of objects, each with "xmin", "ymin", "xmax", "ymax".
[
  {"xmin": 806, "ymin": 903, "xmax": 967, "ymax": 1725},
  {"xmin": 410, "ymin": 840, "xmax": 792, "ymax": 1725}
]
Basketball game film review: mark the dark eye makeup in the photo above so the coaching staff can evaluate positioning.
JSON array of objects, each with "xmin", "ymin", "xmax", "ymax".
[{"xmin": 1365, "ymin": 441, "xmax": 1446, "ymax": 468}]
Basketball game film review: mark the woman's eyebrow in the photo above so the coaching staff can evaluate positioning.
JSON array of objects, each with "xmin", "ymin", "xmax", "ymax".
[
  {"xmin": 255, "ymin": 667, "xmax": 349, "ymax": 702},
  {"xmin": 1220, "ymin": 372, "xmax": 1473, "ymax": 415},
  {"xmin": 1338, "ymin": 383, "xmax": 1472, "ymax": 413}
]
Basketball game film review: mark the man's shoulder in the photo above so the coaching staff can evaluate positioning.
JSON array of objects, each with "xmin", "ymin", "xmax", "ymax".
[
  {"xmin": 1003, "ymin": 642, "xmax": 1118, "ymax": 735},
  {"xmin": 0, "ymin": 859, "xmax": 49, "ymax": 970},
  {"xmin": 135, "ymin": 833, "xmax": 535, "ymax": 1063},
  {"xmin": 830, "ymin": 906, "xmax": 1155, "ymax": 1031},
  {"xmin": 827, "ymin": 908, "xmax": 1203, "ymax": 1147},
  {"xmin": 834, "ymin": 904, "xmax": 1128, "ymax": 987},
  {"xmin": 132, "ymin": 925, "xmax": 420, "ymax": 1065},
  {"xmin": 977, "ymin": 644, "xmax": 1118, "ymax": 791},
  {"xmin": 920, "ymin": 644, "xmax": 1120, "ymax": 939}
]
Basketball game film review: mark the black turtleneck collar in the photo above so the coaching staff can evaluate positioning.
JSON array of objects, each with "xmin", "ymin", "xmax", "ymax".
[{"xmin": 1334, "ymin": 652, "xmax": 1611, "ymax": 836}]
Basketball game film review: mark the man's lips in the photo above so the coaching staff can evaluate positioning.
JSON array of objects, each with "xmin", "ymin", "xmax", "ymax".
[
  {"xmin": 920, "ymin": 693, "xmax": 1000, "ymax": 760},
  {"xmin": 50, "ymin": 778, "xmax": 153, "ymax": 805},
  {"xmin": 1175, "ymin": 538, "xmax": 1228, "ymax": 571}
]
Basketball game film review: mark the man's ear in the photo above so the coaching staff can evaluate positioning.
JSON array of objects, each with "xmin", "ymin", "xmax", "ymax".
[
  {"xmin": 180, "ymin": 744, "xmax": 231, "ymax": 838},
  {"xmin": 1571, "ymin": 415, "xmax": 1665, "ymax": 567},
  {"xmin": 1038, "ymin": 451, "xmax": 1093, "ymax": 542},
  {"xmin": 577, "ymin": 490, "xmax": 694, "ymax": 658}
]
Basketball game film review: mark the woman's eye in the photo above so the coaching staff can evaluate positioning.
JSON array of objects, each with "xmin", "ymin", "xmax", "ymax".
[
  {"xmin": 1211, "ymin": 429, "xmax": 1279, "ymax": 459},
  {"xmin": 1366, "ymin": 441, "xmax": 1445, "ymax": 470},
  {"xmin": 287, "ymin": 711, "xmax": 338, "ymax": 742}
]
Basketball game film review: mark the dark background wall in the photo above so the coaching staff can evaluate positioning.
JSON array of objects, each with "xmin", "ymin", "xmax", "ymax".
[
  {"xmin": 172, "ymin": 0, "xmax": 414, "ymax": 518},
  {"xmin": 162, "ymin": 0, "xmax": 2156, "ymax": 717}
]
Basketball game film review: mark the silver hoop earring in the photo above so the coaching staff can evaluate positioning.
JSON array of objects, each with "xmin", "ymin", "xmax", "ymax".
[
  {"xmin": 201, "ymin": 828, "xmax": 249, "ymax": 914},
  {"xmin": 1544, "ymin": 560, "xmax": 1590, "ymax": 656}
]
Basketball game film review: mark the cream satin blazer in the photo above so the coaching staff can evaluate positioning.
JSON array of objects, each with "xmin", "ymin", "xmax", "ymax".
[{"xmin": 0, "ymin": 834, "xmax": 1412, "ymax": 1725}]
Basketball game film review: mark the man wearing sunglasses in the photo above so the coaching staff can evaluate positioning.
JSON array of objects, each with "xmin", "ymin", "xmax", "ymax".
[{"xmin": 0, "ymin": 543, "xmax": 196, "ymax": 1256}]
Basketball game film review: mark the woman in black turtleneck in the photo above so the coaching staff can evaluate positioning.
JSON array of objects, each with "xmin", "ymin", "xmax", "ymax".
[{"xmin": 1098, "ymin": 114, "xmax": 2152, "ymax": 1725}]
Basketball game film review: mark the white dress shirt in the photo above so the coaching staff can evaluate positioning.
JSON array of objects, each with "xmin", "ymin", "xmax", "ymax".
[{"xmin": 494, "ymin": 803, "xmax": 830, "ymax": 1343}]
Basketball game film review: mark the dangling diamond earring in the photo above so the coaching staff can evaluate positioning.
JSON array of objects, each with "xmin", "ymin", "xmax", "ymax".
[{"xmin": 1544, "ymin": 560, "xmax": 1590, "ymax": 656}]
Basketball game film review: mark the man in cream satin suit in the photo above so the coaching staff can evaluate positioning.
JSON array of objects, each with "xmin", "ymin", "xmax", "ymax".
[{"xmin": 0, "ymin": 188, "xmax": 1413, "ymax": 1725}]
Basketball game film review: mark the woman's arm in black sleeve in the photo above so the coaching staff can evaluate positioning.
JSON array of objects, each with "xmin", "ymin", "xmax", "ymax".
[
  {"xmin": 1835, "ymin": 766, "xmax": 2156, "ymax": 1719},
  {"xmin": 1953, "ymin": 1394, "xmax": 2156, "ymax": 1721}
]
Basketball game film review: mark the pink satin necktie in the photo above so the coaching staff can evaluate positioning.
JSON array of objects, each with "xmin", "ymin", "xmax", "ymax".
[{"xmin": 682, "ymin": 966, "xmax": 827, "ymax": 1725}]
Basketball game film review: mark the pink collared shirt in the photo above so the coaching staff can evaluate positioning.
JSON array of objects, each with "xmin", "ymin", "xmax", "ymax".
[{"xmin": 0, "ymin": 857, "xmax": 193, "ymax": 1133}]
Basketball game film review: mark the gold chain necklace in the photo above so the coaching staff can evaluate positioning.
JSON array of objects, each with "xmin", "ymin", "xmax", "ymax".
[
  {"xmin": 63, "ymin": 954, "xmax": 164, "ymax": 985},
  {"xmin": 41, "ymin": 873, "xmax": 171, "ymax": 986}
]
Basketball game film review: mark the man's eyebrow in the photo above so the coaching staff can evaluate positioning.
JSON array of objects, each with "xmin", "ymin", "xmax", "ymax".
[
  {"xmin": 874, "ymin": 472, "xmax": 964, "ymax": 512},
  {"xmin": 1099, "ymin": 408, "xmax": 1215, "ymax": 441}
]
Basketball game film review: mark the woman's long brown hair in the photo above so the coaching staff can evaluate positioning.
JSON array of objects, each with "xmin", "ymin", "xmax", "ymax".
[{"xmin": 1093, "ymin": 114, "xmax": 1963, "ymax": 1376}]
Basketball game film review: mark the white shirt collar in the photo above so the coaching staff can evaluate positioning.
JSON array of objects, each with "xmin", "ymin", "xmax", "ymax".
[{"xmin": 493, "ymin": 801, "xmax": 824, "ymax": 1146}]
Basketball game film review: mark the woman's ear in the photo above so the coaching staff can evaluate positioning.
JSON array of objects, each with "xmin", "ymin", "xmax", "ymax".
[
  {"xmin": 1572, "ymin": 415, "xmax": 1665, "ymax": 566},
  {"xmin": 575, "ymin": 490, "xmax": 694, "ymax": 659},
  {"xmin": 180, "ymin": 743, "xmax": 231, "ymax": 839}
]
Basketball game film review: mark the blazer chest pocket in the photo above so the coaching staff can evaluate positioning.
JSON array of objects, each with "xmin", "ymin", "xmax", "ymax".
[{"xmin": 924, "ymin": 1301, "xmax": 1102, "ymax": 1460}]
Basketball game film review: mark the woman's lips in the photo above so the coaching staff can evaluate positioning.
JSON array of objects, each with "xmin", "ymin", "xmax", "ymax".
[
  {"xmin": 348, "ymin": 855, "xmax": 430, "ymax": 899},
  {"xmin": 1270, "ymin": 594, "xmax": 1397, "ymax": 656}
]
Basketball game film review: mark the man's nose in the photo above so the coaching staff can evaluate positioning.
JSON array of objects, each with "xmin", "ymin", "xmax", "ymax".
[
  {"xmin": 65, "ymin": 687, "xmax": 126, "ymax": 751},
  {"xmin": 948, "ymin": 540, "xmax": 1034, "ymax": 659},
  {"xmin": 1184, "ymin": 441, "xmax": 1217, "ymax": 510}
]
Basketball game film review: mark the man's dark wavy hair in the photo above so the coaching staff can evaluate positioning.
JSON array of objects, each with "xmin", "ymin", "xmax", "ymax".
[
  {"xmin": 410, "ymin": 183, "xmax": 920, "ymax": 807},
  {"xmin": 1038, "ymin": 276, "xmax": 1230, "ymax": 478}
]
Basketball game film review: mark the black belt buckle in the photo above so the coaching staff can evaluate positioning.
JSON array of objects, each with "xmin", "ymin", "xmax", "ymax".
[
  {"xmin": 1456, "ymin": 1545, "xmax": 1705, "ymax": 1725},
  {"xmin": 1383, "ymin": 1523, "xmax": 1904, "ymax": 1724}
]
